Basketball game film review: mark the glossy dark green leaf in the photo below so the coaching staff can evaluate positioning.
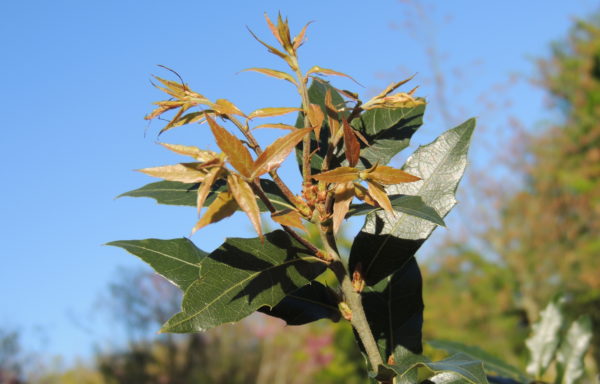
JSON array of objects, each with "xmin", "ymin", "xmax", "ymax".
[
  {"xmin": 555, "ymin": 316, "xmax": 592, "ymax": 384},
  {"xmin": 525, "ymin": 296, "xmax": 565, "ymax": 379},
  {"xmin": 160, "ymin": 230, "xmax": 326, "ymax": 333},
  {"xmin": 351, "ymin": 104, "xmax": 425, "ymax": 167},
  {"xmin": 347, "ymin": 195, "xmax": 445, "ymax": 227},
  {"xmin": 358, "ymin": 257, "xmax": 424, "ymax": 361},
  {"xmin": 349, "ymin": 119, "xmax": 476, "ymax": 285},
  {"xmin": 429, "ymin": 340, "xmax": 527, "ymax": 382},
  {"xmin": 118, "ymin": 179, "xmax": 293, "ymax": 212},
  {"xmin": 106, "ymin": 238, "xmax": 207, "ymax": 291},
  {"xmin": 259, "ymin": 281, "xmax": 341, "ymax": 325},
  {"xmin": 385, "ymin": 348, "xmax": 489, "ymax": 384}
]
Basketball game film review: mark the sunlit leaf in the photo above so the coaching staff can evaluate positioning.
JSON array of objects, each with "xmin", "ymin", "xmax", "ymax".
[
  {"xmin": 191, "ymin": 191, "xmax": 238, "ymax": 234},
  {"xmin": 306, "ymin": 66, "xmax": 362, "ymax": 86},
  {"xmin": 556, "ymin": 316, "xmax": 593, "ymax": 384},
  {"xmin": 159, "ymin": 143, "xmax": 217, "ymax": 162},
  {"xmin": 248, "ymin": 107, "xmax": 302, "ymax": 119},
  {"xmin": 214, "ymin": 99, "xmax": 245, "ymax": 117},
  {"xmin": 276, "ymin": 13, "xmax": 293, "ymax": 52},
  {"xmin": 163, "ymin": 110, "xmax": 210, "ymax": 129},
  {"xmin": 366, "ymin": 180, "xmax": 392, "ymax": 212},
  {"xmin": 253, "ymin": 123, "xmax": 296, "ymax": 130},
  {"xmin": 106, "ymin": 238, "xmax": 207, "ymax": 291},
  {"xmin": 324, "ymin": 89, "xmax": 341, "ymax": 138},
  {"xmin": 247, "ymin": 27, "xmax": 289, "ymax": 60},
  {"xmin": 526, "ymin": 296, "xmax": 565, "ymax": 378},
  {"xmin": 293, "ymin": 21, "xmax": 313, "ymax": 50},
  {"xmin": 365, "ymin": 164, "xmax": 421, "ymax": 185},
  {"xmin": 312, "ymin": 167, "xmax": 359, "ymax": 183},
  {"xmin": 227, "ymin": 174, "xmax": 262, "ymax": 238},
  {"xmin": 353, "ymin": 183, "xmax": 377, "ymax": 206},
  {"xmin": 138, "ymin": 163, "xmax": 206, "ymax": 183},
  {"xmin": 333, "ymin": 181, "xmax": 354, "ymax": 234},
  {"xmin": 343, "ymin": 117, "xmax": 360, "ymax": 167},
  {"xmin": 241, "ymin": 67, "xmax": 297, "ymax": 85},
  {"xmin": 252, "ymin": 127, "xmax": 313, "ymax": 178},
  {"xmin": 271, "ymin": 209, "xmax": 305, "ymax": 231},
  {"xmin": 263, "ymin": 12, "xmax": 283, "ymax": 45},
  {"xmin": 161, "ymin": 230, "xmax": 326, "ymax": 332},
  {"xmin": 196, "ymin": 166, "xmax": 223, "ymax": 214},
  {"xmin": 206, "ymin": 115, "xmax": 254, "ymax": 177}
]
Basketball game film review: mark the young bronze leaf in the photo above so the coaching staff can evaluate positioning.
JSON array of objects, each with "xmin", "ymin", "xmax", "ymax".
[
  {"xmin": 308, "ymin": 103, "xmax": 324, "ymax": 139},
  {"xmin": 324, "ymin": 89, "xmax": 341, "ymax": 138},
  {"xmin": 247, "ymin": 27, "xmax": 288, "ymax": 60},
  {"xmin": 366, "ymin": 180, "xmax": 392, "ymax": 212},
  {"xmin": 138, "ymin": 163, "xmax": 206, "ymax": 183},
  {"xmin": 252, "ymin": 127, "xmax": 314, "ymax": 178},
  {"xmin": 206, "ymin": 115, "xmax": 254, "ymax": 177},
  {"xmin": 353, "ymin": 183, "xmax": 377, "ymax": 206},
  {"xmin": 293, "ymin": 21, "xmax": 313, "ymax": 50},
  {"xmin": 343, "ymin": 117, "xmax": 360, "ymax": 167},
  {"xmin": 214, "ymin": 99, "xmax": 245, "ymax": 117},
  {"xmin": 263, "ymin": 13, "xmax": 283, "ymax": 45},
  {"xmin": 276, "ymin": 13, "xmax": 293, "ymax": 52},
  {"xmin": 365, "ymin": 165, "xmax": 421, "ymax": 185},
  {"xmin": 241, "ymin": 68, "xmax": 297, "ymax": 85},
  {"xmin": 253, "ymin": 123, "xmax": 296, "ymax": 130},
  {"xmin": 160, "ymin": 143, "xmax": 217, "ymax": 162},
  {"xmin": 164, "ymin": 111, "xmax": 209, "ymax": 129},
  {"xmin": 271, "ymin": 209, "xmax": 305, "ymax": 231},
  {"xmin": 248, "ymin": 107, "xmax": 302, "ymax": 120},
  {"xmin": 196, "ymin": 166, "xmax": 223, "ymax": 214},
  {"xmin": 227, "ymin": 174, "xmax": 262, "ymax": 238},
  {"xmin": 191, "ymin": 191, "xmax": 238, "ymax": 234},
  {"xmin": 312, "ymin": 167, "xmax": 359, "ymax": 183},
  {"xmin": 306, "ymin": 66, "xmax": 362, "ymax": 86},
  {"xmin": 333, "ymin": 182, "xmax": 354, "ymax": 234}
]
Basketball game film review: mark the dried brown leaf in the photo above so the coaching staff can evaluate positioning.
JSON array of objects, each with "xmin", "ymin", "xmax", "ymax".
[
  {"xmin": 137, "ymin": 163, "xmax": 206, "ymax": 183},
  {"xmin": 333, "ymin": 181, "xmax": 354, "ymax": 234},
  {"xmin": 312, "ymin": 167, "xmax": 359, "ymax": 183},
  {"xmin": 206, "ymin": 115, "xmax": 254, "ymax": 177},
  {"xmin": 248, "ymin": 107, "xmax": 302, "ymax": 120},
  {"xmin": 252, "ymin": 127, "xmax": 314, "ymax": 178},
  {"xmin": 227, "ymin": 174, "xmax": 262, "ymax": 238},
  {"xmin": 241, "ymin": 68, "xmax": 297, "ymax": 85},
  {"xmin": 366, "ymin": 180, "xmax": 392, "ymax": 212},
  {"xmin": 342, "ymin": 117, "xmax": 360, "ymax": 167},
  {"xmin": 271, "ymin": 209, "xmax": 306, "ymax": 231},
  {"xmin": 191, "ymin": 191, "xmax": 238, "ymax": 235}
]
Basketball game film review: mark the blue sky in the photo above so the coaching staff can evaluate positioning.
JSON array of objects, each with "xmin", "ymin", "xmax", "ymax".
[{"xmin": 0, "ymin": 0, "xmax": 595, "ymax": 362}]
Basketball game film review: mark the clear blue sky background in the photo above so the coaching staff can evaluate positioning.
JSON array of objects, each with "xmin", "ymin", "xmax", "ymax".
[{"xmin": 0, "ymin": 0, "xmax": 595, "ymax": 363}]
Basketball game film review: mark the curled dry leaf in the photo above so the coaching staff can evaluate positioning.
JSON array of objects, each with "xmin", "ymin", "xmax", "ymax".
[
  {"xmin": 191, "ymin": 191, "xmax": 238, "ymax": 235},
  {"xmin": 312, "ymin": 167, "xmax": 359, "ymax": 183},
  {"xmin": 270, "ymin": 209, "xmax": 306, "ymax": 231},
  {"xmin": 206, "ymin": 115, "xmax": 254, "ymax": 178},
  {"xmin": 160, "ymin": 143, "xmax": 218, "ymax": 162},
  {"xmin": 241, "ymin": 68, "xmax": 297, "ymax": 85},
  {"xmin": 333, "ymin": 181, "xmax": 355, "ymax": 234},
  {"xmin": 227, "ymin": 174, "xmax": 262, "ymax": 239},
  {"xmin": 343, "ymin": 117, "xmax": 360, "ymax": 167},
  {"xmin": 365, "ymin": 180, "xmax": 392, "ymax": 212},
  {"xmin": 363, "ymin": 164, "xmax": 421, "ymax": 185},
  {"xmin": 252, "ymin": 127, "xmax": 314, "ymax": 178},
  {"xmin": 138, "ymin": 163, "xmax": 206, "ymax": 183},
  {"xmin": 248, "ymin": 107, "xmax": 303, "ymax": 119}
]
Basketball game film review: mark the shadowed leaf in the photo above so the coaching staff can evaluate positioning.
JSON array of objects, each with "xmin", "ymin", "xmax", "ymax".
[
  {"xmin": 343, "ymin": 117, "xmax": 360, "ymax": 167},
  {"xmin": 271, "ymin": 209, "xmax": 305, "ymax": 231},
  {"xmin": 333, "ymin": 182, "xmax": 354, "ymax": 234},
  {"xmin": 366, "ymin": 180, "xmax": 392, "ymax": 212},
  {"xmin": 191, "ymin": 191, "xmax": 238, "ymax": 234},
  {"xmin": 161, "ymin": 230, "xmax": 326, "ymax": 332}
]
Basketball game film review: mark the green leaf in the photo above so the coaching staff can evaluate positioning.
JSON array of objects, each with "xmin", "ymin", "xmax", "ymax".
[
  {"xmin": 555, "ymin": 316, "xmax": 592, "ymax": 384},
  {"xmin": 351, "ymin": 104, "xmax": 425, "ymax": 167},
  {"xmin": 160, "ymin": 230, "xmax": 326, "ymax": 332},
  {"xmin": 525, "ymin": 296, "xmax": 565, "ymax": 379},
  {"xmin": 119, "ymin": 179, "xmax": 293, "ymax": 212},
  {"xmin": 106, "ymin": 238, "xmax": 207, "ymax": 291},
  {"xmin": 259, "ymin": 281, "xmax": 341, "ymax": 325},
  {"xmin": 349, "ymin": 118, "xmax": 476, "ymax": 285},
  {"xmin": 429, "ymin": 340, "xmax": 527, "ymax": 382},
  {"xmin": 359, "ymin": 257, "xmax": 424, "ymax": 361},
  {"xmin": 385, "ymin": 348, "xmax": 489, "ymax": 384},
  {"xmin": 347, "ymin": 195, "xmax": 445, "ymax": 227}
]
